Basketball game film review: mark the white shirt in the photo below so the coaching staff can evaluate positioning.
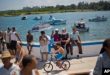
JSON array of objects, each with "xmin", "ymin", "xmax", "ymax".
[
  {"xmin": 0, "ymin": 64, "xmax": 20, "ymax": 75},
  {"xmin": 10, "ymin": 31, "xmax": 18, "ymax": 41},
  {"xmin": 5, "ymin": 31, "xmax": 11, "ymax": 43},
  {"xmin": 70, "ymin": 31, "xmax": 79, "ymax": 40}
]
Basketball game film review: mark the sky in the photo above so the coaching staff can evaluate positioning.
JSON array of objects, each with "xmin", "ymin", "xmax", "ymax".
[{"xmin": 0, "ymin": 0, "xmax": 109, "ymax": 11}]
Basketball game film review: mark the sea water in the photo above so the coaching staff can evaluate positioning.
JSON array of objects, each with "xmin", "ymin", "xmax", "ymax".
[{"xmin": 0, "ymin": 11, "xmax": 110, "ymax": 42}]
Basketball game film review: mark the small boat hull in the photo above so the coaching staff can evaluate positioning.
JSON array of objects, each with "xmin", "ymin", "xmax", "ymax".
[
  {"xmin": 76, "ymin": 27, "xmax": 89, "ymax": 32},
  {"xmin": 33, "ymin": 16, "xmax": 42, "ymax": 20},
  {"xmin": 21, "ymin": 16, "xmax": 27, "ymax": 20},
  {"xmin": 31, "ymin": 23, "xmax": 53, "ymax": 32},
  {"xmin": 48, "ymin": 19, "xmax": 66, "ymax": 25},
  {"xmin": 89, "ymin": 17, "xmax": 107, "ymax": 22},
  {"xmin": 75, "ymin": 21, "xmax": 89, "ymax": 32}
]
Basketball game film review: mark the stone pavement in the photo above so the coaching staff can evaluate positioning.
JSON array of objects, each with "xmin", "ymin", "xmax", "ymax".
[
  {"xmin": 37, "ymin": 56, "xmax": 98, "ymax": 75},
  {"xmin": 0, "ymin": 53, "xmax": 98, "ymax": 75}
]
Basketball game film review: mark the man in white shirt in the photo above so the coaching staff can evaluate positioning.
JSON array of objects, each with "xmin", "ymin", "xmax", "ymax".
[
  {"xmin": 70, "ymin": 27, "xmax": 83, "ymax": 58},
  {"xmin": 0, "ymin": 50, "xmax": 20, "ymax": 75},
  {"xmin": 10, "ymin": 27, "xmax": 21, "ymax": 55}
]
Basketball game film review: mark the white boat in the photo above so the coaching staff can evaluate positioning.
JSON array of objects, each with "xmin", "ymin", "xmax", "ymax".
[
  {"xmin": 48, "ymin": 19, "xmax": 66, "ymax": 25},
  {"xmin": 75, "ymin": 21, "xmax": 89, "ymax": 32},
  {"xmin": 48, "ymin": 15, "xmax": 66, "ymax": 25},
  {"xmin": 31, "ymin": 23, "xmax": 53, "ymax": 32}
]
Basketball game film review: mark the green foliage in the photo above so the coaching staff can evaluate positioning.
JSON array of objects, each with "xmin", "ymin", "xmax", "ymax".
[{"xmin": 0, "ymin": 1, "xmax": 110, "ymax": 16}]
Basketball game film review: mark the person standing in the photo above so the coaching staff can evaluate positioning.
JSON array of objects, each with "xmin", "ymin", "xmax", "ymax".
[
  {"xmin": 4, "ymin": 27, "xmax": 11, "ymax": 53},
  {"xmin": 70, "ymin": 27, "xmax": 83, "ymax": 58},
  {"xmin": 0, "ymin": 50, "xmax": 20, "ymax": 75},
  {"xmin": 26, "ymin": 31, "xmax": 33, "ymax": 54},
  {"xmin": 93, "ymin": 38, "xmax": 110, "ymax": 75},
  {"xmin": 39, "ymin": 31, "xmax": 49, "ymax": 61},
  {"xmin": 10, "ymin": 27, "xmax": 21, "ymax": 55},
  {"xmin": 0, "ymin": 31, "xmax": 3, "ymax": 53},
  {"xmin": 0, "ymin": 31, "xmax": 5, "ymax": 52}
]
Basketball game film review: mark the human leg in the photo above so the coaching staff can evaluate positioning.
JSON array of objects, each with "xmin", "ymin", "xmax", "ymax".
[
  {"xmin": 29, "ymin": 43, "xmax": 33, "ymax": 54},
  {"xmin": 76, "ymin": 41, "xmax": 83, "ymax": 54},
  {"xmin": 56, "ymin": 60, "xmax": 62, "ymax": 68},
  {"xmin": 40, "ymin": 52, "xmax": 43, "ymax": 61},
  {"xmin": 44, "ymin": 52, "xmax": 48, "ymax": 61},
  {"xmin": 27, "ymin": 43, "xmax": 30, "ymax": 53},
  {"xmin": 65, "ymin": 45, "xmax": 69, "ymax": 59},
  {"xmin": 70, "ymin": 44, "xmax": 73, "ymax": 55}
]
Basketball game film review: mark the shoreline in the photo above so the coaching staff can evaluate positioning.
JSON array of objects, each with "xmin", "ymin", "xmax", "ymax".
[{"xmin": 0, "ymin": 9, "xmax": 109, "ymax": 17}]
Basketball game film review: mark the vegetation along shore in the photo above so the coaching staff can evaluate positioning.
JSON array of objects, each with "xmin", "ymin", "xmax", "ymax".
[{"xmin": 0, "ymin": 1, "xmax": 110, "ymax": 16}]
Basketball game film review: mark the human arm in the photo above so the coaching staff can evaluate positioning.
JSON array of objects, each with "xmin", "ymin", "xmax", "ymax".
[
  {"xmin": 65, "ymin": 33, "xmax": 70, "ymax": 45},
  {"xmin": 15, "ymin": 33, "xmax": 21, "ymax": 42},
  {"xmin": 16, "ymin": 48, "xmax": 24, "ymax": 65}
]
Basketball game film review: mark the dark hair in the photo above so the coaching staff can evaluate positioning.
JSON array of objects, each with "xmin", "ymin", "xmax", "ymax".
[
  {"xmin": 100, "ymin": 38, "xmax": 110, "ymax": 54},
  {"xmin": 12, "ymin": 27, "xmax": 15, "ymax": 29},
  {"xmin": 22, "ymin": 55, "xmax": 34, "ymax": 68},
  {"xmin": 28, "ymin": 30, "xmax": 30, "ymax": 33},
  {"xmin": 7, "ymin": 27, "xmax": 10, "ymax": 30},
  {"xmin": 41, "ymin": 31, "xmax": 45, "ymax": 34}
]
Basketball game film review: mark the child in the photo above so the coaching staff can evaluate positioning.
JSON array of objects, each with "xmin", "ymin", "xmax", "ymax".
[{"xmin": 54, "ymin": 43, "xmax": 64, "ymax": 68}]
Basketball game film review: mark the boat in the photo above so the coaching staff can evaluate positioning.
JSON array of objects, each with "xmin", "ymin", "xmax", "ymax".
[
  {"xmin": 33, "ymin": 16, "xmax": 42, "ymax": 20},
  {"xmin": 75, "ymin": 21, "xmax": 89, "ymax": 32},
  {"xmin": 31, "ymin": 23, "xmax": 53, "ymax": 32},
  {"xmin": 89, "ymin": 16, "xmax": 107, "ymax": 22},
  {"xmin": 21, "ymin": 16, "xmax": 27, "ymax": 20},
  {"xmin": 47, "ymin": 19, "xmax": 66, "ymax": 25},
  {"xmin": 47, "ymin": 15, "xmax": 66, "ymax": 25}
]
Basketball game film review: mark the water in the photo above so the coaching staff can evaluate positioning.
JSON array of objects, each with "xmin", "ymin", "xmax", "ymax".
[{"xmin": 0, "ymin": 11, "xmax": 110, "ymax": 42}]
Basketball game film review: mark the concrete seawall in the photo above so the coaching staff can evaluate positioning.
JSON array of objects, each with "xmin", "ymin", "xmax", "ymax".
[{"xmin": 21, "ymin": 40, "xmax": 103, "ymax": 59}]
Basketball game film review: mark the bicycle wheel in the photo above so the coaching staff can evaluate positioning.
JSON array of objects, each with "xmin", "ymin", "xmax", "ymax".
[
  {"xmin": 43, "ymin": 63, "xmax": 53, "ymax": 73},
  {"xmin": 62, "ymin": 60, "xmax": 70, "ymax": 70}
]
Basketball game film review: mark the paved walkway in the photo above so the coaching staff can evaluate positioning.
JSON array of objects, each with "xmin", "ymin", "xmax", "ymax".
[
  {"xmin": 37, "ymin": 56, "xmax": 98, "ymax": 75},
  {"xmin": 0, "ymin": 54, "xmax": 98, "ymax": 75}
]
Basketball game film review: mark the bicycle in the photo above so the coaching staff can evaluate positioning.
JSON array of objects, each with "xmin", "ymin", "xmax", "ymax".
[{"xmin": 43, "ymin": 53, "xmax": 70, "ymax": 73}]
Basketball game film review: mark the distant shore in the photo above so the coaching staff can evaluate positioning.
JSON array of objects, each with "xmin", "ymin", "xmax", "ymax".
[
  {"xmin": 0, "ymin": 1, "xmax": 110, "ymax": 17},
  {"xmin": 0, "ymin": 9, "xmax": 96, "ymax": 17}
]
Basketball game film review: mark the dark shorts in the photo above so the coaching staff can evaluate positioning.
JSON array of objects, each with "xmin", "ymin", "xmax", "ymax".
[
  {"xmin": 6, "ymin": 43, "xmax": 11, "ymax": 49},
  {"xmin": 10, "ymin": 40, "xmax": 17, "ymax": 51}
]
